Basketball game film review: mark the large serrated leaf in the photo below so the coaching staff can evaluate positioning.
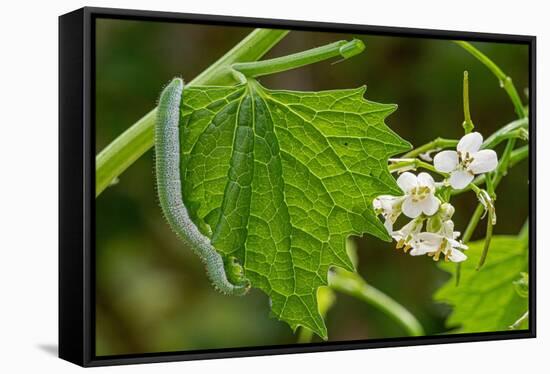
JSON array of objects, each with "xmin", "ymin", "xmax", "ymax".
[
  {"xmin": 435, "ymin": 235, "xmax": 529, "ymax": 333},
  {"xmin": 178, "ymin": 80, "xmax": 410, "ymax": 338}
]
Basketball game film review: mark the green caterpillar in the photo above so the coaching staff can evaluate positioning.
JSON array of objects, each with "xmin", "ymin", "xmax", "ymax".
[{"xmin": 155, "ymin": 78, "xmax": 250, "ymax": 296}]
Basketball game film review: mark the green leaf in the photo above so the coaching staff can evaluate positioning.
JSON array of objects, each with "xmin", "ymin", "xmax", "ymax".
[
  {"xmin": 178, "ymin": 79, "xmax": 410, "ymax": 338},
  {"xmin": 435, "ymin": 235, "xmax": 529, "ymax": 333}
]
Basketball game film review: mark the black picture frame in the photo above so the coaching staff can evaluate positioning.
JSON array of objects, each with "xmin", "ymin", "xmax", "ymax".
[{"xmin": 59, "ymin": 6, "xmax": 536, "ymax": 367}]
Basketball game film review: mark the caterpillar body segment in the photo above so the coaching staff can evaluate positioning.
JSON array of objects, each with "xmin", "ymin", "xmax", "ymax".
[{"xmin": 155, "ymin": 78, "xmax": 250, "ymax": 296}]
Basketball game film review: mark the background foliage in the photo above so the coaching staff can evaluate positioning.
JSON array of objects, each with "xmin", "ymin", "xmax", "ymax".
[{"xmin": 95, "ymin": 19, "xmax": 529, "ymax": 355}]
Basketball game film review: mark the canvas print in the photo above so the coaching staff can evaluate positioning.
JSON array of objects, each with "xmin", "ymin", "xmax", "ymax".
[{"xmin": 94, "ymin": 18, "xmax": 530, "ymax": 356}]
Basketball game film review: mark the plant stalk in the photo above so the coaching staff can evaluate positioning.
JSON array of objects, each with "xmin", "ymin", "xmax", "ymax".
[
  {"xmin": 462, "ymin": 70, "xmax": 475, "ymax": 133},
  {"xmin": 96, "ymin": 29, "xmax": 289, "ymax": 197},
  {"xmin": 454, "ymin": 41, "xmax": 527, "ymax": 119},
  {"xmin": 232, "ymin": 39, "xmax": 364, "ymax": 79},
  {"xmin": 401, "ymin": 138, "xmax": 458, "ymax": 159},
  {"xmin": 329, "ymin": 269, "xmax": 424, "ymax": 336},
  {"xmin": 453, "ymin": 40, "xmax": 528, "ymax": 281}
]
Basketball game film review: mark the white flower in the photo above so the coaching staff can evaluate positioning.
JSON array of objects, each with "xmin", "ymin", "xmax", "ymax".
[
  {"xmin": 392, "ymin": 218, "xmax": 423, "ymax": 252},
  {"xmin": 373, "ymin": 195, "xmax": 404, "ymax": 233},
  {"xmin": 397, "ymin": 172, "xmax": 440, "ymax": 218},
  {"xmin": 410, "ymin": 220, "xmax": 468, "ymax": 262},
  {"xmin": 433, "ymin": 132, "xmax": 498, "ymax": 190}
]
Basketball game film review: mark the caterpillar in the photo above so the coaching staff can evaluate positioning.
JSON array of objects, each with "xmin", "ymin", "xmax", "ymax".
[{"xmin": 155, "ymin": 77, "xmax": 250, "ymax": 296}]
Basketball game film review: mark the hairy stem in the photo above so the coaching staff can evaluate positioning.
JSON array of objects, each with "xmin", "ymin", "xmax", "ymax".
[
  {"xmin": 329, "ymin": 269, "xmax": 424, "ymax": 336},
  {"xmin": 96, "ymin": 29, "xmax": 289, "ymax": 197}
]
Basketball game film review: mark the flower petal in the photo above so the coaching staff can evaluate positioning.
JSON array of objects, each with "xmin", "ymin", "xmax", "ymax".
[
  {"xmin": 383, "ymin": 219, "xmax": 393, "ymax": 234},
  {"xmin": 416, "ymin": 232, "xmax": 442, "ymax": 244},
  {"xmin": 457, "ymin": 132, "xmax": 483, "ymax": 154},
  {"xmin": 469, "ymin": 149, "xmax": 498, "ymax": 174},
  {"xmin": 433, "ymin": 150, "xmax": 459, "ymax": 173},
  {"xmin": 402, "ymin": 197, "xmax": 422, "ymax": 218},
  {"xmin": 420, "ymin": 195, "xmax": 440, "ymax": 216},
  {"xmin": 417, "ymin": 172, "xmax": 435, "ymax": 189},
  {"xmin": 373, "ymin": 195, "xmax": 391, "ymax": 211},
  {"xmin": 448, "ymin": 238, "xmax": 468, "ymax": 250},
  {"xmin": 448, "ymin": 248, "xmax": 467, "ymax": 262},
  {"xmin": 440, "ymin": 220, "xmax": 456, "ymax": 238},
  {"xmin": 396, "ymin": 172, "xmax": 417, "ymax": 193},
  {"xmin": 449, "ymin": 170, "xmax": 474, "ymax": 189},
  {"xmin": 392, "ymin": 231, "xmax": 404, "ymax": 242},
  {"xmin": 410, "ymin": 247, "xmax": 430, "ymax": 256},
  {"xmin": 411, "ymin": 232, "xmax": 441, "ymax": 255}
]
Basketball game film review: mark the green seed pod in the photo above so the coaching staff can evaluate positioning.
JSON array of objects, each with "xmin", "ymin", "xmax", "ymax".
[{"xmin": 339, "ymin": 39, "xmax": 365, "ymax": 60}]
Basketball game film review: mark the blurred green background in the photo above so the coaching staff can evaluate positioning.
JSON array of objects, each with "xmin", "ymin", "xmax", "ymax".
[{"xmin": 95, "ymin": 18, "xmax": 529, "ymax": 356}]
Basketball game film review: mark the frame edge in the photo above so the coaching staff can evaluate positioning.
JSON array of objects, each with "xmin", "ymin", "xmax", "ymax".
[{"xmin": 59, "ymin": 7, "xmax": 86, "ymax": 367}]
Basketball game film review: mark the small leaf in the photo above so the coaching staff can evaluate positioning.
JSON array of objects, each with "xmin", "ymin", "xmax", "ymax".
[
  {"xmin": 177, "ymin": 79, "xmax": 410, "ymax": 338},
  {"xmin": 435, "ymin": 235, "xmax": 528, "ymax": 333}
]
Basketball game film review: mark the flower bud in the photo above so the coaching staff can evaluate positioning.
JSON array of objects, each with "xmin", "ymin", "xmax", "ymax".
[{"xmin": 440, "ymin": 203, "xmax": 455, "ymax": 221}]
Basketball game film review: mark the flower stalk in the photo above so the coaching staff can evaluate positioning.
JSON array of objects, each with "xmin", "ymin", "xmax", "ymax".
[
  {"xmin": 454, "ymin": 41, "xmax": 527, "ymax": 119},
  {"xmin": 402, "ymin": 138, "xmax": 458, "ymax": 159},
  {"xmin": 446, "ymin": 41, "xmax": 529, "ymax": 280}
]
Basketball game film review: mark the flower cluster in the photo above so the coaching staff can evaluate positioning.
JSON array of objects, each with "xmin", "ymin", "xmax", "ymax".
[{"xmin": 374, "ymin": 132, "xmax": 498, "ymax": 263}]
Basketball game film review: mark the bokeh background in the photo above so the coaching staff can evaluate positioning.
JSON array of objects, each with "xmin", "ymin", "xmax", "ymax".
[{"xmin": 95, "ymin": 18, "xmax": 529, "ymax": 356}]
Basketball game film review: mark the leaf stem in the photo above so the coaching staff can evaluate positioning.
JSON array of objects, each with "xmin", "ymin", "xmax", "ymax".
[
  {"xmin": 95, "ymin": 29, "xmax": 289, "ymax": 197},
  {"xmin": 454, "ymin": 41, "xmax": 527, "ymax": 119},
  {"xmin": 481, "ymin": 117, "xmax": 528, "ymax": 150},
  {"xmin": 509, "ymin": 145, "xmax": 529, "ymax": 167},
  {"xmin": 232, "ymin": 39, "xmax": 365, "ymax": 79},
  {"xmin": 494, "ymin": 138, "xmax": 517, "ymax": 186},
  {"xmin": 329, "ymin": 269, "xmax": 424, "ymax": 336}
]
